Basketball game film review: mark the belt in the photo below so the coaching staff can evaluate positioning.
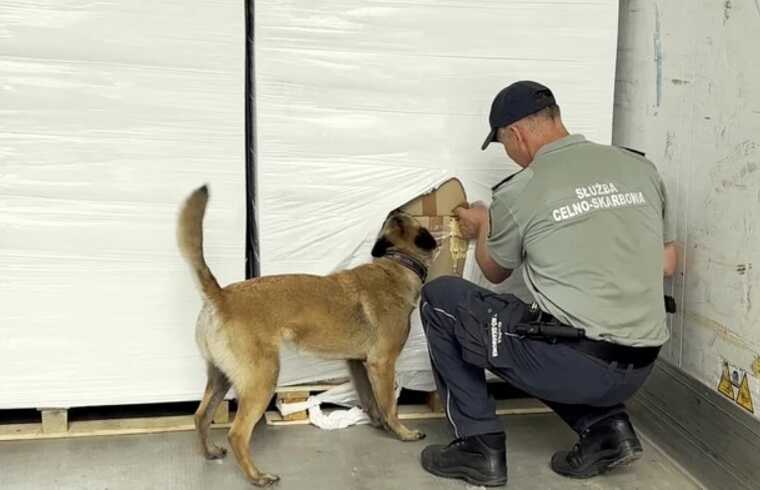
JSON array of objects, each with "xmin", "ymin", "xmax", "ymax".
[
  {"xmin": 525, "ymin": 307, "xmax": 661, "ymax": 369},
  {"xmin": 568, "ymin": 339, "xmax": 661, "ymax": 369}
]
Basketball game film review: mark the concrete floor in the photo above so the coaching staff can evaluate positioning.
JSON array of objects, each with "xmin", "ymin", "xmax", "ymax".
[{"xmin": 0, "ymin": 413, "xmax": 700, "ymax": 490}]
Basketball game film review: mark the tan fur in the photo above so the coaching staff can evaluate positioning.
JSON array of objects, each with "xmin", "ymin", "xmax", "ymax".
[
  {"xmin": 177, "ymin": 186, "xmax": 437, "ymax": 486},
  {"xmin": 177, "ymin": 186, "xmax": 223, "ymax": 304}
]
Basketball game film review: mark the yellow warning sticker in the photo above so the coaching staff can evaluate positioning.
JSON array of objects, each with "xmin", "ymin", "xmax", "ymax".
[
  {"xmin": 718, "ymin": 363, "xmax": 736, "ymax": 400},
  {"xmin": 736, "ymin": 373, "xmax": 755, "ymax": 414},
  {"xmin": 752, "ymin": 356, "xmax": 760, "ymax": 378}
]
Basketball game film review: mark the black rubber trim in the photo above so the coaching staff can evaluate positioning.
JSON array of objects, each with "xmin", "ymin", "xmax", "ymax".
[{"xmin": 244, "ymin": 0, "xmax": 259, "ymax": 279}]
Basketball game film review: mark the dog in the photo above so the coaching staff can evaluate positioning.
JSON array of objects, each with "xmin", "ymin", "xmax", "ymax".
[{"xmin": 177, "ymin": 185, "xmax": 438, "ymax": 486}]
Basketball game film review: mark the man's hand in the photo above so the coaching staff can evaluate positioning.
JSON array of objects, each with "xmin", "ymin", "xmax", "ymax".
[
  {"xmin": 663, "ymin": 241, "xmax": 679, "ymax": 277},
  {"xmin": 454, "ymin": 201, "xmax": 511, "ymax": 284},
  {"xmin": 454, "ymin": 201, "xmax": 489, "ymax": 240}
]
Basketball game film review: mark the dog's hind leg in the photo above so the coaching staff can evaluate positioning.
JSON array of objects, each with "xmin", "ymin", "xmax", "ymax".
[
  {"xmin": 227, "ymin": 355, "xmax": 280, "ymax": 487},
  {"xmin": 347, "ymin": 360, "xmax": 384, "ymax": 428},
  {"xmin": 194, "ymin": 363, "xmax": 232, "ymax": 460},
  {"xmin": 366, "ymin": 356, "xmax": 425, "ymax": 441}
]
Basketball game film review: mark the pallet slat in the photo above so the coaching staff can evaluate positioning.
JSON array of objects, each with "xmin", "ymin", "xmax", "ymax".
[
  {"xmin": 275, "ymin": 382, "xmax": 345, "ymax": 393},
  {"xmin": 0, "ymin": 415, "xmax": 232, "ymax": 442},
  {"xmin": 273, "ymin": 382, "xmax": 349, "ymax": 421},
  {"xmin": 265, "ymin": 398, "xmax": 551, "ymax": 426}
]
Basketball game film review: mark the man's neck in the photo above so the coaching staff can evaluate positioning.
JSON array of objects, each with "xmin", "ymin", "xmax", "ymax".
[
  {"xmin": 539, "ymin": 126, "xmax": 570, "ymax": 149},
  {"xmin": 528, "ymin": 126, "xmax": 570, "ymax": 163}
]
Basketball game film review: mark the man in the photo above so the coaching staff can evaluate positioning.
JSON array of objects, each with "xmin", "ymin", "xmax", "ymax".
[{"xmin": 418, "ymin": 81, "xmax": 678, "ymax": 487}]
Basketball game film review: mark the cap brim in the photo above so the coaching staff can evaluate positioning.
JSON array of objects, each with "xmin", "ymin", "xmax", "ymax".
[{"xmin": 481, "ymin": 128, "xmax": 498, "ymax": 151}]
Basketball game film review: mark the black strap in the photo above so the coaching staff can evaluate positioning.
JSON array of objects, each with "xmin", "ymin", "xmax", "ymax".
[
  {"xmin": 664, "ymin": 295, "xmax": 677, "ymax": 313},
  {"xmin": 571, "ymin": 340, "xmax": 661, "ymax": 368},
  {"xmin": 383, "ymin": 251, "xmax": 428, "ymax": 282},
  {"xmin": 618, "ymin": 146, "xmax": 646, "ymax": 157},
  {"xmin": 520, "ymin": 309, "xmax": 661, "ymax": 369},
  {"xmin": 491, "ymin": 169, "xmax": 525, "ymax": 192}
]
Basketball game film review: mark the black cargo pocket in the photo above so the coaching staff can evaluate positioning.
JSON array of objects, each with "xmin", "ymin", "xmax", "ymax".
[{"xmin": 459, "ymin": 292, "xmax": 530, "ymax": 369}]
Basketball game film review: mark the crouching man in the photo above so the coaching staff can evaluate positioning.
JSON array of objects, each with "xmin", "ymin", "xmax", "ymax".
[{"xmin": 419, "ymin": 81, "xmax": 677, "ymax": 487}]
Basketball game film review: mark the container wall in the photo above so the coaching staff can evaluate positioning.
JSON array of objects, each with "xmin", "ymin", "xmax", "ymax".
[{"xmin": 614, "ymin": 0, "xmax": 760, "ymax": 418}]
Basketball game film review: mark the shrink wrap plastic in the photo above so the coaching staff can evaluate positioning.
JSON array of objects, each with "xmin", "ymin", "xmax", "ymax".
[
  {"xmin": 258, "ymin": 1, "xmax": 619, "ymax": 393},
  {"xmin": 0, "ymin": 1, "xmax": 617, "ymax": 409}
]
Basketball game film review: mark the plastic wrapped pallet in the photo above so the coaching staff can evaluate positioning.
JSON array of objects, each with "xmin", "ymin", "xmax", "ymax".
[
  {"xmin": 0, "ymin": 0, "xmax": 619, "ymax": 411},
  {"xmin": 0, "ymin": 1, "xmax": 245, "ymax": 409},
  {"xmin": 257, "ymin": 0, "xmax": 620, "ymax": 390}
]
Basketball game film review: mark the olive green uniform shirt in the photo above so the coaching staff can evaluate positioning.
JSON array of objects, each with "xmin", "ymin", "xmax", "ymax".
[{"xmin": 486, "ymin": 134, "xmax": 673, "ymax": 347}]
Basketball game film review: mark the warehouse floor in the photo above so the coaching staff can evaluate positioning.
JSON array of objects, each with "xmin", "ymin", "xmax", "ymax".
[{"xmin": 0, "ymin": 413, "xmax": 700, "ymax": 490}]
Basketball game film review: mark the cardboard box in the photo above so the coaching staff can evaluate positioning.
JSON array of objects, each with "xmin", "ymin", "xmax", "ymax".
[{"xmin": 401, "ymin": 178, "xmax": 469, "ymax": 279}]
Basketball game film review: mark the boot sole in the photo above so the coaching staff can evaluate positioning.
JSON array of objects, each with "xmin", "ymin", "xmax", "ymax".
[
  {"xmin": 421, "ymin": 457, "xmax": 506, "ymax": 487},
  {"xmin": 552, "ymin": 440, "xmax": 643, "ymax": 479},
  {"xmin": 423, "ymin": 465, "xmax": 507, "ymax": 487}
]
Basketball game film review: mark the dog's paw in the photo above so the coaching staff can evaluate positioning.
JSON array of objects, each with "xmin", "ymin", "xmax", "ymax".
[
  {"xmin": 204, "ymin": 444, "xmax": 228, "ymax": 460},
  {"xmin": 399, "ymin": 429, "xmax": 426, "ymax": 441},
  {"xmin": 250, "ymin": 473, "xmax": 280, "ymax": 487}
]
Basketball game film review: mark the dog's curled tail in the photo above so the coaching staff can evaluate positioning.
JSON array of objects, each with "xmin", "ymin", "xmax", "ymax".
[{"xmin": 177, "ymin": 185, "xmax": 223, "ymax": 304}]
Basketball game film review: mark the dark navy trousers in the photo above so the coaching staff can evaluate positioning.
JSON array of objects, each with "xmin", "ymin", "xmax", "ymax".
[{"xmin": 420, "ymin": 276, "xmax": 656, "ymax": 438}]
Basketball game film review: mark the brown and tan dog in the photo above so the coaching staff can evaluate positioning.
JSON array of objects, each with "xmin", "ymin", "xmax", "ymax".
[{"xmin": 177, "ymin": 185, "xmax": 438, "ymax": 486}]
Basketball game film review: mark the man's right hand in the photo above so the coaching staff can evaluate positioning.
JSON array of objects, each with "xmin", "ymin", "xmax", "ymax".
[{"xmin": 454, "ymin": 202, "xmax": 488, "ymax": 240}]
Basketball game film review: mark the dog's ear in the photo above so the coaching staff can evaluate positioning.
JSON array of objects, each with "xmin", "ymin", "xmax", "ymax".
[
  {"xmin": 414, "ymin": 228, "xmax": 437, "ymax": 251},
  {"xmin": 390, "ymin": 213, "xmax": 406, "ymax": 237},
  {"xmin": 371, "ymin": 236, "xmax": 393, "ymax": 257}
]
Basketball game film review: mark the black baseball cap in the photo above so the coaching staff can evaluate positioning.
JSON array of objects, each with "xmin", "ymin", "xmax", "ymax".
[{"xmin": 481, "ymin": 81, "xmax": 557, "ymax": 150}]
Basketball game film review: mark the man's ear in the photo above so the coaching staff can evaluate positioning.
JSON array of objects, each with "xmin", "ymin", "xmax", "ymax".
[
  {"xmin": 508, "ymin": 124, "xmax": 522, "ymax": 143},
  {"xmin": 371, "ymin": 236, "xmax": 393, "ymax": 257}
]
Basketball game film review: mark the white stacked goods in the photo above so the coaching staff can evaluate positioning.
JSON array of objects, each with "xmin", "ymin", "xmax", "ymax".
[{"xmin": 0, "ymin": 1, "xmax": 618, "ymax": 410}]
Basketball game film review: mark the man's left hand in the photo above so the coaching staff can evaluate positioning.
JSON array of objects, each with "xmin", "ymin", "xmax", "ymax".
[{"xmin": 454, "ymin": 202, "xmax": 488, "ymax": 240}]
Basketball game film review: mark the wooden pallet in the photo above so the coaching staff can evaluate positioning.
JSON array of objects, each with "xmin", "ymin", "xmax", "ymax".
[
  {"xmin": 265, "ymin": 396, "xmax": 551, "ymax": 426},
  {"xmin": 0, "ymin": 382, "xmax": 551, "ymax": 439},
  {"xmin": 268, "ymin": 381, "xmax": 348, "ymax": 424},
  {"xmin": 0, "ymin": 382, "xmax": 344, "ymax": 441},
  {"xmin": 0, "ymin": 402, "xmax": 232, "ymax": 442},
  {"xmin": 266, "ymin": 381, "xmax": 443, "ymax": 425}
]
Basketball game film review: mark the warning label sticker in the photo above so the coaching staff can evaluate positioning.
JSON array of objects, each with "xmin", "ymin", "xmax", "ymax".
[
  {"xmin": 737, "ymin": 373, "xmax": 755, "ymax": 414},
  {"xmin": 718, "ymin": 363, "xmax": 736, "ymax": 400},
  {"xmin": 718, "ymin": 361, "xmax": 755, "ymax": 414}
]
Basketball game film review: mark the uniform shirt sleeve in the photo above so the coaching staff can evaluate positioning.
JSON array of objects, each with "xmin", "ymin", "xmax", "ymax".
[
  {"xmin": 486, "ymin": 196, "xmax": 523, "ymax": 269},
  {"xmin": 659, "ymin": 176, "xmax": 676, "ymax": 242}
]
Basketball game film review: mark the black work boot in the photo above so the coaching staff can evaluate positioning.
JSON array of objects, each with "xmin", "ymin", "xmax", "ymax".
[
  {"xmin": 421, "ymin": 432, "xmax": 507, "ymax": 487},
  {"xmin": 551, "ymin": 414, "xmax": 643, "ymax": 479}
]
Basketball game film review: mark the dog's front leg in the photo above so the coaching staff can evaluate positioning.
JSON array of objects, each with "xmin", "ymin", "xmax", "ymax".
[{"xmin": 365, "ymin": 358, "xmax": 425, "ymax": 441}]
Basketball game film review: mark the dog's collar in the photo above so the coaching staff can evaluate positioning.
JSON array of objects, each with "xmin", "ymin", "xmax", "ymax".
[{"xmin": 383, "ymin": 251, "xmax": 428, "ymax": 283}]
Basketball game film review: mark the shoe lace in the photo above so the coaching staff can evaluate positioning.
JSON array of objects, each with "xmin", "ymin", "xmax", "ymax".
[
  {"xmin": 571, "ymin": 442, "xmax": 582, "ymax": 455},
  {"xmin": 445, "ymin": 438, "xmax": 466, "ymax": 449},
  {"xmin": 568, "ymin": 430, "xmax": 590, "ymax": 464}
]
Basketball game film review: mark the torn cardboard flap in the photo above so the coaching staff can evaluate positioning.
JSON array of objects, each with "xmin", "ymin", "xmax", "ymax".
[
  {"xmin": 401, "ymin": 178, "xmax": 469, "ymax": 217},
  {"xmin": 401, "ymin": 178, "xmax": 469, "ymax": 279}
]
